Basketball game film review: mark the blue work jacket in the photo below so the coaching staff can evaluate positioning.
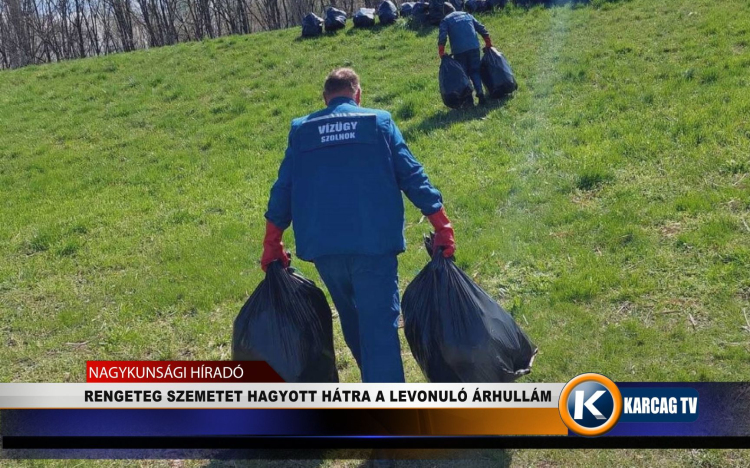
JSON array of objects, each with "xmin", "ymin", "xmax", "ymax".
[
  {"xmin": 438, "ymin": 11, "xmax": 489, "ymax": 55},
  {"xmin": 265, "ymin": 97, "xmax": 443, "ymax": 261}
]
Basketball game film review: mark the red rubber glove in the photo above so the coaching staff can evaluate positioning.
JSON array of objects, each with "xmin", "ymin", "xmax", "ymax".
[
  {"xmin": 427, "ymin": 207, "xmax": 455, "ymax": 258},
  {"xmin": 483, "ymin": 35, "xmax": 492, "ymax": 48},
  {"xmin": 438, "ymin": 45, "xmax": 445, "ymax": 58},
  {"xmin": 260, "ymin": 220, "xmax": 290, "ymax": 272}
]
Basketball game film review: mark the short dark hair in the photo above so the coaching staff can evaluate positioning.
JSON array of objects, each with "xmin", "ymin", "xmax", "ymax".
[
  {"xmin": 324, "ymin": 68, "xmax": 360, "ymax": 96},
  {"xmin": 443, "ymin": 2, "xmax": 455, "ymax": 15}
]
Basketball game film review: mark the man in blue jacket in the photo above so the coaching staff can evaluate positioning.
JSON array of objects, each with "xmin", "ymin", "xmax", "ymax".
[
  {"xmin": 438, "ymin": 3, "xmax": 493, "ymax": 105},
  {"xmin": 261, "ymin": 68, "xmax": 456, "ymax": 383}
]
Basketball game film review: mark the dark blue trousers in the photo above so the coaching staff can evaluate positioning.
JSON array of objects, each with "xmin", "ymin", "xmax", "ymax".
[
  {"xmin": 314, "ymin": 254, "xmax": 405, "ymax": 383},
  {"xmin": 454, "ymin": 48, "xmax": 485, "ymax": 98}
]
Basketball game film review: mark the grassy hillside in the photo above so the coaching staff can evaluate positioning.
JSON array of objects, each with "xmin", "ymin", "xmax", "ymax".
[{"xmin": 2, "ymin": 0, "xmax": 750, "ymax": 465}]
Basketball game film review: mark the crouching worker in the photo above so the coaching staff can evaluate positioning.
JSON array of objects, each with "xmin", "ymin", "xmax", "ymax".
[
  {"xmin": 438, "ymin": 3, "xmax": 493, "ymax": 105},
  {"xmin": 261, "ymin": 68, "xmax": 457, "ymax": 383}
]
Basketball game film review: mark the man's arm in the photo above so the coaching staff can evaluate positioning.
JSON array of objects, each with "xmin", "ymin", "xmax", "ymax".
[
  {"xmin": 388, "ymin": 118, "xmax": 442, "ymax": 215},
  {"xmin": 438, "ymin": 19, "xmax": 449, "ymax": 57},
  {"xmin": 261, "ymin": 126, "xmax": 295, "ymax": 270},
  {"xmin": 387, "ymin": 118, "xmax": 455, "ymax": 257},
  {"xmin": 471, "ymin": 15, "xmax": 492, "ymax": 47},
  {"xmin": 265, "ymin": 127, "xmax": 294, "ymax": 230}
]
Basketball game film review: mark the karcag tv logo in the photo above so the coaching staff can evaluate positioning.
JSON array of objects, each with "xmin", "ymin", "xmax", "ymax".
[{"xmin": 559, "ymin": 373, "xmax": 623, "ymax": 436}]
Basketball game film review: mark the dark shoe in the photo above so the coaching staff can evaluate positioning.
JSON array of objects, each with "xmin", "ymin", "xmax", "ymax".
[{"xmin": 478, "ymin": 94, "xmax": 488, "ymax": 106}]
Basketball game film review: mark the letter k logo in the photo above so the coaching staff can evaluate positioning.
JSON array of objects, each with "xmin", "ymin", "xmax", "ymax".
[
  {"xmin": 559, "ymin": 374, "xmax": 622, "ymax": 436},
  {"xmin": 574, "ymin": 390, "xmax": 606, "ymax": 420}
]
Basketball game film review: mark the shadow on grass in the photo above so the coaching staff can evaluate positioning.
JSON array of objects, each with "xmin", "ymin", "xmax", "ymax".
[
  {"xmin": 404, "ymin": 94, "xmax": 513, "ymax": 139},
  {"xmin": 359, "ymin": 449, "xmax": 514, "ymax": 467},
  {"xmin": 201, "ymin": 448, "xmax": 513, "ymax": 467},
  {"xmin": 409, "ymin": 22, "xmax": 439, "ymax": 37},
  {"xmin": 203, "ymin": 449, "xmax": 327, "ymax": 466},
  {"xmin": 346, "ymin": 23, "xmax": 398, "ymax": 36},
  {"xmin": 515, "ymin": 0, "xmax": 591, "ymax": 7},
  {"xmin": 292, "ymin": 26, "xmax": 350, "ymax": 42},
  {"xmin": 293, "ymin": 34, "xmax": 324, "ymax": 43}
]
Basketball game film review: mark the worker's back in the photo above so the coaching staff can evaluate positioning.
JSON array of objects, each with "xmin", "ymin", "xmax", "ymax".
[
  {"xmin": 276, "ymin": 97, "xmax": 407, "ymax": 261},
  {"xmin": 439, "ymin": 11, "xmax": 483, "ymax": 54}
]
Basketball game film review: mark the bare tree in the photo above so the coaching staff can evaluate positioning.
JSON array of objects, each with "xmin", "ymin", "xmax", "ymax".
[
  {"xmin": 4, "ymin": 0, "xmax": 33, "ymax": 67},
  {"xmin": 0, "ymin": 0, "xmax": 396, "ymax": 70}
]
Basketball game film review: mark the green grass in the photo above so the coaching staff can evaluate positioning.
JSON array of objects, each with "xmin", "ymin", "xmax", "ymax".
[{"xmin": 2, "ymin": 0, "xmax": 750, "ymax": 465}]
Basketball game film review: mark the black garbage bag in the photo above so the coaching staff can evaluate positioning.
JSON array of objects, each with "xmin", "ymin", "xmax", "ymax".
[
  {"xmin": 378, "ymin": 0, "xmax": 398, "ymax": 24},
  {"xmin": 301, "ymin": 12, "xmax": 323, "ymax": 37},
  {"xmin": 480, "ymin": 46, "xmax": 518, "ymax": 98},
  {"xmin": 487, "ymin": 0, "xmax": 507, "ymax": 8},
  {"xmin": 400, "ymin": 1, "xmax": 415, "ymax": 16},
  {"xmin": 233, "ymin": 261, "xmax": 339, "ymax": 383},
  {"xmin": 401, "ymin": 237, "xmax": 537, "ymax": 383},
  {"xmin": 353, "ymin": 7, "xmax": 376, "ymax": 27},
  {"xmin": 439, "ymin": 55, "xmax": 474, "ymax": 109},
  {"xmin": 324, "ymin": 7, "xmax": 347, "ymax": 32},
  {"xmin": 449, "ymin": 0, "xmax": 464, "ymax": 11},
  {"xmin": 411, "ymin": 2, "xmax": 429, "ymax": 25},
  {"xmin": 427, "ymin": 0, "xmax": 445, "ymax": 25},
  {"xmin": 465, "ymin": 0, "xmax": 488, "ymax": 12}
]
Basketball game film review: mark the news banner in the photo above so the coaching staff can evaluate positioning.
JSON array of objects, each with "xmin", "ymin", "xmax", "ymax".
[{"xmin": 1, "ymin": 362, "xmax": 749, "ymax": 455}]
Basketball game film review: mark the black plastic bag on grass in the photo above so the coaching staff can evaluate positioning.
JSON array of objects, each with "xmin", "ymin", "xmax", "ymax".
[
  {"xmin": 401, "ymin": 236, "xmax": 537, "ymax": 383},
  {"xmin": 301, "ymin": 13, "xmax": 324, "ymax": 37},
  {"xmin": 232, "ymin": 261, "xmax": 339, "ymax": 382},
  {"xmin": 378, "ymin": 0, "xmax": 398, "ymax": 24},
  {"xmin": 439, "ymin": 55, "xmax": 474, "ymax": 109},
  {"xmin": 427, "ymin": 0, "xmax": 445, "ymax": 25},
  {"xmin": 324, "ymin": 7, "xmax": 347, "ymax": 32},
  {"xmin": 465, "ymin": 0, "xmax": 488, "ymax": 12},
  {"xmin": 487, "ymin": 0, "xmax": 507, "ymax": 8},
  {"xmin": 480, "ymin": 46, "xmax": 518, "ymax": 98},
  {"xmin": 353, "ymin": 8, "xmax": 376, "ymax": 27},
  {"xmin": 449, "ymin": 0, "xmax": 464, "ymax": 11},
  {"xmin": 411, "ymin": 2, "xmax": 429, "ymax": 25},
  {"xmin": 400, "ymin": 2, "xmax": 415, "ymax": 16}
]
